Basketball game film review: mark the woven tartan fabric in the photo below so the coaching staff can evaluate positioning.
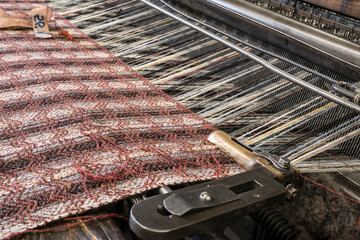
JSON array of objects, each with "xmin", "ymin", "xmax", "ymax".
[{"xmin": 0, "ymin": 0, "xmax": 243, "ymax": 238}]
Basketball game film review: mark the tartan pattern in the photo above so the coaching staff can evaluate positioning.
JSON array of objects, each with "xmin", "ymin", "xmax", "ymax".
[{"xmin": 0, "ymin": 0, "xmax": 242, "ymax": 238}]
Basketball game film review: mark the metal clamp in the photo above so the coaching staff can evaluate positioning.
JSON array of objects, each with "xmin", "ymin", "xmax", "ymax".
[
  {"xmin": 207, "ymin": 131, "xmax": 299, "ymax": 181},
  {"xmin": 252, "ymin": 150, "xmax": 290, "ymax": 171},
  {"xmin": 129, "ymin": 167, "xmax": 287, "ymax": 240},
  {"xmin": 129, "ymin": 131, "xmax": 299, "ymax": 239}
]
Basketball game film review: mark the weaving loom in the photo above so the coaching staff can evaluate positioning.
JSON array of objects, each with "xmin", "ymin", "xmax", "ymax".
[
  {"xmin": 0, "ymin": 1, "xmax": 244, "ymax": 238},
  {"xmin": 1, "ymin": 0, "xmax": 360, "ymax": 239}
]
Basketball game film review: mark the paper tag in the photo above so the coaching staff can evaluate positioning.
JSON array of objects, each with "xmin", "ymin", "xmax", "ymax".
[
  {"xmin": 0, "ymin": 7, "xmax": 54, "ymax": 38},
  {"xmin": 31, "ymin": 7, "xmax": 52, "ymax": 38},
  {"xmin": 0, "ymin": 8, "xmax": 32, "ymax": 29}
]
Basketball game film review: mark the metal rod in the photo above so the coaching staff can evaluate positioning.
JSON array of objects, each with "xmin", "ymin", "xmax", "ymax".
[
  {"xmin": 160, "ymin": 0, "xmax": 339, "ymax": 85},
  {"xmin": 139, "ymin": 0, "xmax": 360, "ymax": 114}
]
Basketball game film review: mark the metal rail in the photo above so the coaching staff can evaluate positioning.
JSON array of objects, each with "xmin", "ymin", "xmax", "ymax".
[
  {"xmin": 160, "ymin": 0, "xmax": 339, "ymax": 85},
  {"xmin": 140, "ymin": 0, "xmax": 360, "ymax": 114}
]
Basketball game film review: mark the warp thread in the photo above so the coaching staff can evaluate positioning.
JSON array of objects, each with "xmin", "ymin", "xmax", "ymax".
[{"xmin": 4, "ymin": 213, "xmax": 128, "ymax": 240}]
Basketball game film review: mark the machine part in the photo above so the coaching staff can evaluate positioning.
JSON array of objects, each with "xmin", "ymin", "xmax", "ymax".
[
  {"xmin": 130, "ymin": 167, "xmax": 287, "ymax": 240},
  {"xmin": 173, "ymin": 0, "xmax": 360, "ymax": 82},
  {"xmin": 331, "ymin": 81, "xmax": 360, "ymax": 104},
  {"xmin": 223, "ymin": 215, "xmax": 256, "ymax": 240},
  {"xmin": 207, "ymin": 130, "xmax": 265, "ymax": 170},
  {"xmin": 140, "ymin": 0, "xmax": 360, "ymax": 114},
  {"xmin": 164, "ymin": 184, "xmax": 239, "ymax": 216},
  {"xmin": 199, "ymin": 191, "xmax": 214, "ymax": 202},
  {"xmin": 252, "ymin": 0, "xmax": 360, "ymax": 40},
  {"xmin": 253, "ymin": 150, "xmax": 291, "ymax": 170},
  {"xmin": 161, "ymin": 0, "xmax": 340, "ymax": 87},
  {"xmin": 301, "ymin": 0, "xmax": 360, "ymax": 19},
  {"xmin": 159, "ymin": 186, "xmax": 173, "ymax": 194},
  {"xmin": 254, "ymin": 207, "xmax": 297, "ymax": 240},
  {"xmin": 207, "ymin": 131, "xmax": 299, "ymax": 181},
  {"xmin": 128, "ymin": 193, "xmax": 148, "ymax": 205},
  {"xmin": 285, "ymin": 184, "xmax": 297, "ymax": 201}
]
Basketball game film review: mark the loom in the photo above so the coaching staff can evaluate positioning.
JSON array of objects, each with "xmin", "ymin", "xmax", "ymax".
[{"xmin": 0, "ymin": 0, "xmax": 359, "ymax": 239}]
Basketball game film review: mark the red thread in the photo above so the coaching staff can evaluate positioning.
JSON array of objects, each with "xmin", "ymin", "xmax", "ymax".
[
  {"xmin": 300, "ymin": 174, "xmax": 360, "ymax": 205},
  {"xmin": 59, "ymin": 30, "xmax": 73, "ymax": 40}
]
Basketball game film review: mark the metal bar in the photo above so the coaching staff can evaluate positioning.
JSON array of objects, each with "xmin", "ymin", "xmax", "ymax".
[
  {"xmin": 175, "ymin": 0, "xmax": 360, "ymax": 81},
  {"xmin": 139, "ymin": 0, "xmax": 360, "ymax": 114},
  {"xmin": 160, "ymin": 0, "xmax": 339, "ymax": 85}
]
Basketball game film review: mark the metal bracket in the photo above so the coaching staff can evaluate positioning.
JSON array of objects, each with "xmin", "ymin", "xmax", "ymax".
[
  {"xmin": 164, "ymin": 184, "xmax": 239, "ymax": 216},
  {"xmin": 207, "ymin": 131, "xmax": 299, "ymax": 181},
  {"xmin": 252, "ymin": 150, "xmax": 290, "ymax": 171},
  {"xmin": 332, "ymin": 81, "xmax": 360, "ymax": 104},
  {"xmin": 129, "ymin": 167, "xmax": 287, "ymax": 240}
]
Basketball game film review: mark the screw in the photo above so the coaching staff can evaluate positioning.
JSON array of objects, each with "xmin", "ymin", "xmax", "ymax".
[
  {"xmin": 200, "ymin": 191, "xmax": 214, "ymax": 202},
  {"xmin": 286, "ymin": 184, "xmax": 297, "ymax": 201},
  {"xmin": 279, "ymin": 157, "xmax": 290, "ymax": 168}
]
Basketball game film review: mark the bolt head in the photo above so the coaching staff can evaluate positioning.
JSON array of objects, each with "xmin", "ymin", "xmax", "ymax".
[
  {"xmin": 286, "ymin": 184, "xmax": 297, "ymax": 201},
  {"xmin": 200, "ymin": 191, "xmax": 214, "ymax": 202}
]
